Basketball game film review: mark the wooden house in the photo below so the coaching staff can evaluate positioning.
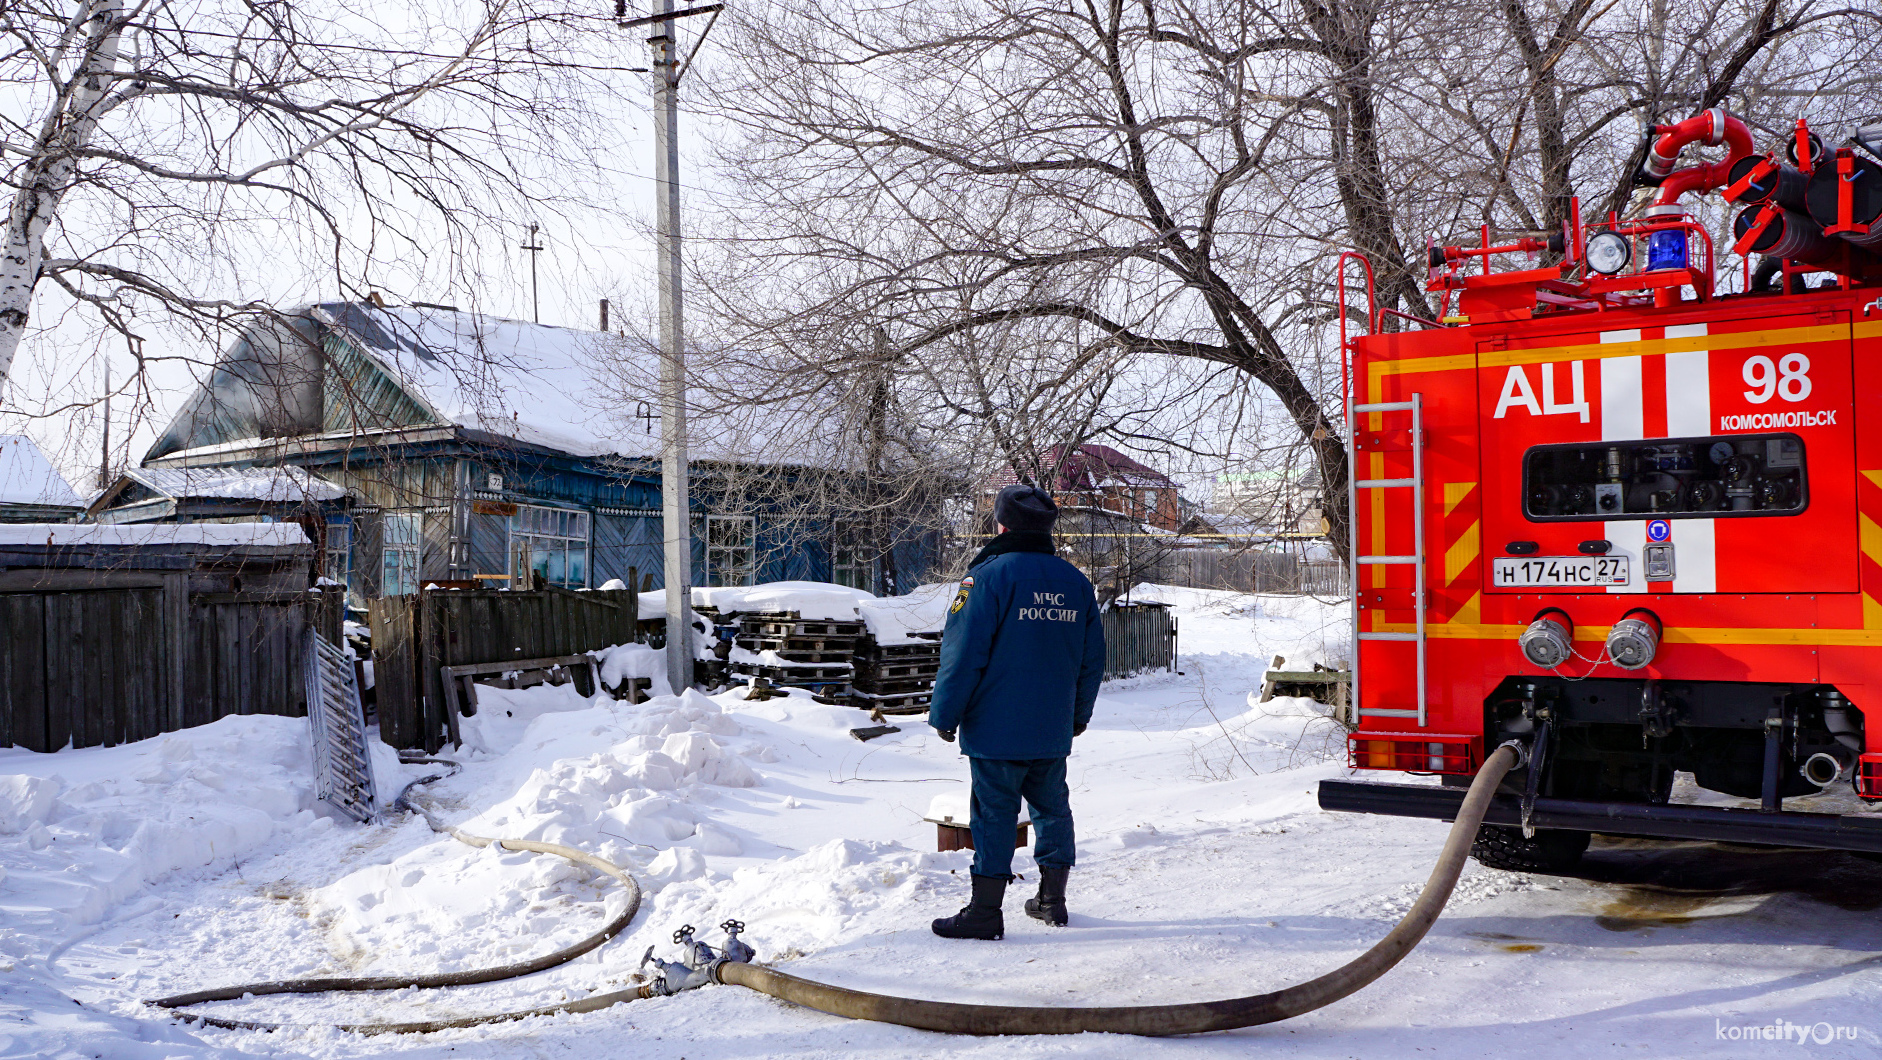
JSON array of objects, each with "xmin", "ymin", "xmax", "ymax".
[
  {"xmin": 87, "ymin": 466, "xmax": 348, "ymax": 530},
  {"xmin": 134, "ymin": 302, "xmax": 936, "ymax": 604}
]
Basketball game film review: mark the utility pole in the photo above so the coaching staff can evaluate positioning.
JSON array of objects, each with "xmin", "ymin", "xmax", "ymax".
[
  {"xmin": 521, "ymin": 223, "xmax": 543, "ymax": 323},
  {"xmin": 100, "ymin": 358, "xmax": 110, "ymax": 491},
  {"xmin": 868, "ymin": 327, "xmax": 891, "ymax": 596},
  {"xmin": 619, "ymin": 0, "xmax": 721, "ymax": 696}
]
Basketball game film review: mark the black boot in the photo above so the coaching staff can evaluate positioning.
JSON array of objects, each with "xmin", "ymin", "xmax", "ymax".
[
  {"xmin": 1024, "ymin": 864, "xmax": 1069, "ymax": 926},
  {"xmin": 932, "ymin": 874, "xmax": 1006, "ymax": 940}
]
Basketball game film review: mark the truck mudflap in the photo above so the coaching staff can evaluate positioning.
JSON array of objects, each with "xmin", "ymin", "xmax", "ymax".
[{"xmin": 1319, "ymin": 780, "xmax": 1882, "ymax": 854}]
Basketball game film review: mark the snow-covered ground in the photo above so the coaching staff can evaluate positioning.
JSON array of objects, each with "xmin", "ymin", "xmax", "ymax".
[{"xmin": 4, "ymin": 586, "xmax": 1878, "ymax": 1059}]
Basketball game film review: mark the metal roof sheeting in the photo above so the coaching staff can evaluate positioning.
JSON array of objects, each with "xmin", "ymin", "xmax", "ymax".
[
  {"xmin": 0, "ymin": 435, "xmax": 83, "ymax": 508},
  {"xmin": 124, "ymin": 466, "xmax": 346, "ymax": 503}
]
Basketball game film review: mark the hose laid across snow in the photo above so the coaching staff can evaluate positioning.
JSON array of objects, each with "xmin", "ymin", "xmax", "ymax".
[
  {"xmin": 718, "ymin": 743, "xmax": 1522, "ymax": 1036},
  {"xmin": 158, "ymin": 982, "xmax": 659, "ymax": 1036},
  {"xmin": 152, "ymin": 745, "xmax": 1519, "ymax": 1037},
  {"xmin": 149, "ymin": 761, "xmax": 647, "ymax": 1034}
]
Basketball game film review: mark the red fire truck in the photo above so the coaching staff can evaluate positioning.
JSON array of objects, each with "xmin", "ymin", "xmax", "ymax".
[{"xmin": 1318, "ymin": 109, "xmax": 1882, "ymax": 870}]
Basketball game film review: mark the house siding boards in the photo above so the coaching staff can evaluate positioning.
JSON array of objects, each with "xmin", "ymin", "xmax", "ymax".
[
  {"xmin": 350, "ymin": 509, "xmax": 384, "ymax": 599},
  {"xmin": 133, "ymin": 302, "xmax": 938, "ymax": 601},
  {"xmin": 592, "ymin": 509, "xmax": 662, "ymax": 588},
  {"xmin": 465, "ymin": 503, "xmax": 512, "ymax": 581},
  {"xmin": 420, "ymin": 508, "xmax": 454, "ymax": 581},
  {"xmin": 145, "ymin": 318, "xmax": 326, "ymax": 457},
  {"xmin": 321, "ymin": 332, "xmax": 435, "ymax": 434}
]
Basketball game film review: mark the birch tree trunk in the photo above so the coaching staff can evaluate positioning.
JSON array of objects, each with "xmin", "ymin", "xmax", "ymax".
[
  {"xmin": 0, "ymin": 0, "xmax": 624, "ymax": 422},
  {"xmin": 0, "ymin": 0, "xmax": 121, "ymax": 386}
]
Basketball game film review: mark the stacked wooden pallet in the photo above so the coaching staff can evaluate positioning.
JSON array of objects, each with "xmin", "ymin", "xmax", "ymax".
[
  {"xmin": 727, "ymin": 613, "xmax": 864, "ymax": 700},
  {"xmin": 849, "ymin": 636, "xmax": 941, "ymax": 715},
  {"xmin": 710, "ymin": 609, "xmax": 943, "ymax": 714}
]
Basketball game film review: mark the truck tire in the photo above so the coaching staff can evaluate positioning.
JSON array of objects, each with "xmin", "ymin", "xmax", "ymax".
[{"xmin": 1470, "ymin": 825, "xmax": 1591, "ymax": 873}]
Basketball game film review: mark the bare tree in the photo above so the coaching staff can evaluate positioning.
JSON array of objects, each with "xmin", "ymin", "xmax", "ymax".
[
  {"xmin": 586, "ymin": 321, "xmax": 963, "ymax": 595},
  {"xmin": 0, "ymin": 0, "xmax": 626, "ymax": 395},
  {"xmin": 701, "ymin": 0, "xmax": 1355, "ymax": 550},
  {"xmin": 695, "ymin": 0, "xmax": 1878, "ymax": 562}
]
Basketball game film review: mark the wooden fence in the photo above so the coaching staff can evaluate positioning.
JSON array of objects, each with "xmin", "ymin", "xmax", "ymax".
[
  {"xmin": 1161, "ymin": 548, "xmax": 1349, "ymax": 596},
  {"xmin": 1102, "ymin": 603, "xmax": 1177, "ymax": 679},
  {"xmin": 371, "ymin": 586, "xmax": 641, "ymax": 752},
  {"xmin": 1, "ymin": 585, "xmax": 343, "ymax": 753}
]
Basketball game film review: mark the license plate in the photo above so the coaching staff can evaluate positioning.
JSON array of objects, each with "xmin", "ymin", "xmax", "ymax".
[{"xmin": 1492, "ymin": 555, "xmax": 1630, "ymax": 588}]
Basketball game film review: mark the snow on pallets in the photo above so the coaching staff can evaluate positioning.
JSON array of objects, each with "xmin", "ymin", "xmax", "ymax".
[
  {"xmin": 738, "ymin": 661, "xmax": 855, "ymax": 683},
  {"xmin": 726, "ymin": 611, "xmax": 857, "ymax": 699},
  {"xmin": 732, "ymin": 638, "xmax": 857, "ymax": 664},
  {"xmin": 850, "ymin": 688, "xmax": 934, "ymax": 715},
  {"xmin": 718, "ymin": 610, "xmax": 942, "ymax": 714}
]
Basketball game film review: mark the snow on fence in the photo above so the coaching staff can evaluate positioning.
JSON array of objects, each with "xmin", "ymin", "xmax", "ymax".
[
  {"xmin": 1101, "ymin": 603, "xmax": 1176, "ymax": 679},
  {"xmin": 0, "ymin": 586, "xmax": 344, "ymax": 752},
  {"xmin": 370, "ymin": 585, "xmax": 641, "ymax": 752}
]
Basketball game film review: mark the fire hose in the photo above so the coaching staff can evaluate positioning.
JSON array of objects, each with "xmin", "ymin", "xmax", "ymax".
[
  {"xmin": 150, "ymin": 744, "xmax": 1522, "ymax": 1037},
  {"xmin": 148, "ymin": 760, "xmax": 650, "ymax": 1034}
]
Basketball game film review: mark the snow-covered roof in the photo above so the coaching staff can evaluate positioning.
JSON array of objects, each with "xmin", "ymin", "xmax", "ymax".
[
  {"xmin": 124, "ymin": 465, "xmax": 345, "ymax": 503},
  {"xmin": 0, "ymin": 523, "xmax": 310, "ymax": 547},
  {"xmin": 309, "ymin": 303, "xmax": 855, "ymax": 468},
  {"xmin": 0, "ymin": 435, "xmax": 82, "ymax": 508}
]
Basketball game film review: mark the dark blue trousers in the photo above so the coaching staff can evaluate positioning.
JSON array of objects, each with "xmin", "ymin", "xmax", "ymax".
[{"xmin": 969, "ymin": 757, "xmax": 1075, "ymax": 879}]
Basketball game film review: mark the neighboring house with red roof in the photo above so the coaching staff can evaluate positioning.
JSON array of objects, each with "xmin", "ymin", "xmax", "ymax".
[{"xmin": 986, "ymin": 444, "xmax": 1186, "ymax": 532}]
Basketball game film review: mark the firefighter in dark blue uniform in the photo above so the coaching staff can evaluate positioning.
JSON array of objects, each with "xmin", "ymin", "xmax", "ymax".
[{"xmin": 929, "ymin": 484, "xmax": 1105, "ymax": 940}]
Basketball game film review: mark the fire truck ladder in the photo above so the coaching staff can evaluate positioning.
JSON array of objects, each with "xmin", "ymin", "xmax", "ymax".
[{"xmin": 1347, "ymin": 393, "xmax": 1427, "ymax": 727}]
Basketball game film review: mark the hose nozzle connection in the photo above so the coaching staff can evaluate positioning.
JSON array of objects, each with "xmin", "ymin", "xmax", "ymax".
[
  {"xmin": 1606, "ymin": 609, "xmax": 1662, "ymax": 671},
  {"xmin": 640, "ymin": 921, "xmax": 757, "ymax": 996},
  {"xmin": 1497, "ymin": 739, "xmax": 1532, "ymax": 771},
  {"xmin": 1802, "ymin": 748, "xmax": 1857, "ymax": 787},
  {"xmin": 1518, "ymin": 609, "xmax": 1575, "ymax": 668}
]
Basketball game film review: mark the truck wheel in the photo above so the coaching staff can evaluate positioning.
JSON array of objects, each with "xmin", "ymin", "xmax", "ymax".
[{"xmin": 1470, "ymin": 825, "xmax": 1591, "ymax": 873}]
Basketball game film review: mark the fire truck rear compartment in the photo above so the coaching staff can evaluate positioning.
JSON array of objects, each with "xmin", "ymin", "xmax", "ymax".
[
  {"xmin": 1484, "ymin": 677, "xmax": 1864, "ymax": 804},
  {"xmin": 1321, "ymin": 680, "xmax": 1882, "ymax": 867}
]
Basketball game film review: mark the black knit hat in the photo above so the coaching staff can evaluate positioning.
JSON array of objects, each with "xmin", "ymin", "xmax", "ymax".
[{"xmin": 994, "ymin": 484, "xmax": 1058, "ymax": 534}]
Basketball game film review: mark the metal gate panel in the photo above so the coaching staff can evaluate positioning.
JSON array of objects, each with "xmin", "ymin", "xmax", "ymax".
[{"xmin": 303, "ymin": 628, "xmax": 380, "ymax": 823}]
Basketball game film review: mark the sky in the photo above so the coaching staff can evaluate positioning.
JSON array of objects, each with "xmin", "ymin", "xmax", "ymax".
[{"xmin": 0, "ymin": 1, "xmax": 709, "ymax": 496}]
